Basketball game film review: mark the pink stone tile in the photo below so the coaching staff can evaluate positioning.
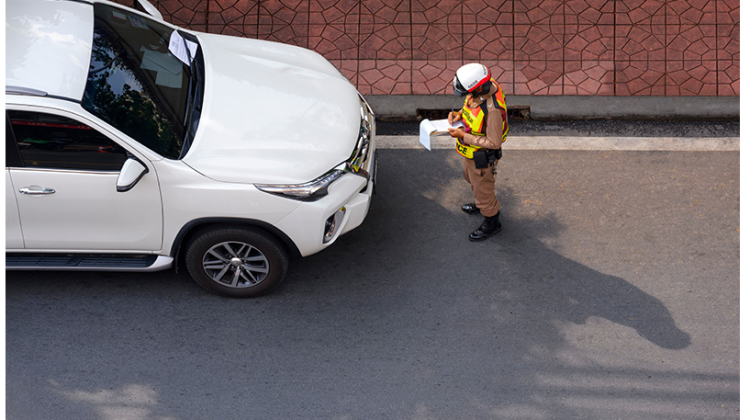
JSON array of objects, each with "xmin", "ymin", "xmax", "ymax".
[
  {"xmin": 615, "ymin": 25, "xmax": 666, "ymax": 61},
  {"xmin": 717, "ymin": 0, "xmax": 740, "ymax": 24},
  {"xmin": 615, "ymin": 60, "xmax": 666, "ymax": 96},
  {"xmin": 666, "ymin": 62, "xmax": 717, "ymax": 96},
  {"xmin": 565, "ymin": 24, "xmax": 614, "ymax": 61},
  {"xmin": 310, "ymin": 0, "xmax": 359, "ymax": 25},
  {"xmin": 207, "ymin": 0, "xmax": 259, "ymax": 37},
  {"xmin": 616, "ymin": 0, "xmax": 666, "ymax": 26},
  {"xmin": 462, "ymin": 25, "xmax": 513, "ymax": 61},
  {"xmin": 360, "ymin": 0, "xmax": 410, "ymax": 25},
  {"xmin": 564, "ymin": 0, "xmax": 615, "ymax": 25},
  {"xmin": 463, "ymin": 0, "xmax": 513, "ymax": 25},
  {"xmin": 412, "ymin": 0, "xmax": 462, "ymax": 26},
  {"xmin": 160, "ymin": 0, "xmax": 208, "ymax": 29},
  {"xmin": 717, "ymin": 59, "xmax": 739, "ymax": 95},
  {"xmin": 308, "ymin": 24, "xmax": 359, "ymax": 59},
  {"xmin": 207, "ymin": 23, "xmax": 250, "ymax": 37},
  {"xmin": 412, "ymin": 60, "xmax": 463, "ymax": 95},
  {"xmin": 258, "ymin": 0, "xmax": 308, "ymax": 26},
  {"xmin": 258, "ymin": 25, "xmax": 307, "ymax": 46},
  {"xmin": 142, "ymin": 0, "xmax": 737, "ymax": 98},
  {"xmin": 515, "ymin": 60, "xmax": 564, "ymax": 95},
  {"xmin": 515, "ymin": 24, "xmax": 564, "ymax": 61},
  {"xmin": 667, "ymin": 0, "xmax": 717, "ymax": 26},
  {"xmin": 666, "ymin": 24, "xmax": 716, "ymax": 62},
  {"xmin": 255, "ymin": 0, "xmax": 308, "ymax": 44},
  {"xmin": 358, "ymin": 60, "xmax": 412, "ymax": 95},
  {"xmin": 515, "ymin": 0, "xmax": 566, "ymax": 25},
  {"xmin": 359, "ymin": 24, "xmax": 411, "ymax": 60},
  {"xmin": 717, "ymin": 24, "xmax": 740, "ymax": 60},
  {"xmin": 676, "ymin": 59, "xmax": 718, "ymax": 96},
  {"xmin": 412, "ymin": 24, "xmax": 461, "ymax": 61},
  {"xmin": 564, "ymin": 60, "xmax": 615, "ymax": 95}
]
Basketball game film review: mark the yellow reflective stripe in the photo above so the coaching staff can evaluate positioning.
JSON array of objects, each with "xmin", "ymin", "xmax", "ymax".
[{"xmin": 456, "ymin": 140, "xmax": 480, "ymax": 159}]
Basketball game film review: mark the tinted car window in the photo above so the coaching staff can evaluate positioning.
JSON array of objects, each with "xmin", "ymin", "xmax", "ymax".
[
  {"xmin": 8, "ymin": 111, "xmax": 127, "ymax": 171},
  {"xmin": 81, "ymin": 3, "xmax": 203, "ymax": 159}
]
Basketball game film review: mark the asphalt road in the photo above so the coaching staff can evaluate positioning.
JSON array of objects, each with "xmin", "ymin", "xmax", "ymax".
[{"xmin": 6, "ymin": 132, "xmax": 740, "ymax": 419}]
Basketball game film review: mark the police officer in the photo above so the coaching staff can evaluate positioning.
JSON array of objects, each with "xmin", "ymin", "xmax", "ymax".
[{"xmin": 447, "ymin": 63, "xmax": 509, "ymax": 241}]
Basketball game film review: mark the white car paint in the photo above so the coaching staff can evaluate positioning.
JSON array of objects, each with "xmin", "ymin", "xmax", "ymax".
[
  {"xmin": 184, "ymin": 32, "xmax": 362, "ymax": 185},
  {"xmin": 5, "ymin": 0, "xmax": 376, "ymax": 286}
]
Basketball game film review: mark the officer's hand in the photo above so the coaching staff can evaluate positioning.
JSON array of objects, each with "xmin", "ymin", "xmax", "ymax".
[
  {"xmin": 447, "ymin": 111, "xmax": 459, "ymax": 124},
  {"xmin": 447, "ymin": 126, "xmax": 464, "ymax": 139}
]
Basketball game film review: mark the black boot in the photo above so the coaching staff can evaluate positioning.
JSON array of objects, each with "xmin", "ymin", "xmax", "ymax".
[
  {"xmin": 469, "ymin": 212, "xmax": 502, "ymax": 241},
  {"xmin": 461, "ymin": 203, "xmax": 481, "ymax": 214}
]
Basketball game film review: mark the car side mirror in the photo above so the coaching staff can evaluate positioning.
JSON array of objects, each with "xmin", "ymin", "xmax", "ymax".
[
  {"xmin": 117, "ymin": 158, "xmax": 149, "ymax": 192},
  {"xmin": 135, "ymin": 0, "xmax": 164, "ymax": 21}
]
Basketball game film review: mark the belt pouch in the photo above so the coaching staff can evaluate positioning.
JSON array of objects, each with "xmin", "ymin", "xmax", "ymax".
[{"xmin": 474, "ymin": 150, "xmax": 489, "ymax": 169}]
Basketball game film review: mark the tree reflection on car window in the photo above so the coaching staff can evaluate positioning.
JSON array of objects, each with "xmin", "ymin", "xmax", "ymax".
[{"xmin": 81, "ymin": 4, "xmax": 201, "ymax": 159}]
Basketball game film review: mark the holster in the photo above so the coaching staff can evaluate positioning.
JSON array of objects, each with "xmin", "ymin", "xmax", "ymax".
[{"xmin": 474, "ymin": 149, "xmax": 501, "ymax": 169}]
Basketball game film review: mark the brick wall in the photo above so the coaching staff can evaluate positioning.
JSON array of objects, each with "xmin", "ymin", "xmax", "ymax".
[{"xmin": 134, "ymin": 0, "xmax": 740, "ymax": 96}]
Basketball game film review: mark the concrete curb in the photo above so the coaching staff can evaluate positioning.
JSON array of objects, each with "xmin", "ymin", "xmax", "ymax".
[
  {"xmin": 376, "ymin": 135, "xmax": 740, "ymax": 151},
  {"xmin": 365, "ymin": 95, "xmax": 740, "ymax": 121}
]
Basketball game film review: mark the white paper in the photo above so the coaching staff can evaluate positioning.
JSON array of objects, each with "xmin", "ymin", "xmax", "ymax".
[
  {"xmin": 430, "ymin": 119, "xmax": 464, "ymax": 133},
  {"xmin": 168, "ymin": 31, "xmax": 198, "ymax": 66},
  {"xmin": 419, "ymin": 119, "xmax": 465, "ymax": 151},
  {"xmin": 140, "ymin": 48, "xmax": 183, "ymax": 88},
  {"xmin": 419, "ymin": 119, "xmax": 435, "ymax": 150}
]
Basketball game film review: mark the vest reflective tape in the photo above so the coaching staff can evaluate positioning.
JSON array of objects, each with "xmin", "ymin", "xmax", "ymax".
[
  {"xmin": 456, "ymin": 141, "xmax": 481, "ymax": 159},
  {"xmin": 455, "ymin": 79, "xmax": 508, "ymax": 159}
]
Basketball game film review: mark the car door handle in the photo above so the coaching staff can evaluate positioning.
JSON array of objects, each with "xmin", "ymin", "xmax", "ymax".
[{"xmin": 19, "ymin": 187, "xmax": 56, "ymax": 195}]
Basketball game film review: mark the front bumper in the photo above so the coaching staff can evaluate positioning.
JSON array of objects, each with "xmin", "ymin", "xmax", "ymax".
[{"xmin": 273, "ymin": 144, "xmax": 376, "ymax": 257}]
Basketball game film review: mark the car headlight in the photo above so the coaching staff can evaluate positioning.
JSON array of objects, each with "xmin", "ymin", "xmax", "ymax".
[
  {"xmin": 255, "ymin": 169, "xmax": 345, "ymax": 202},
  {"xmin": 256, "ymin": 94, "xmax": 375, "ymax": 202}
]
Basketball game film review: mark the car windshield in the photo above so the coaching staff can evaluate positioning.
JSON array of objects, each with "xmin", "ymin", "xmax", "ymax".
[{"xmin": 81, "ymin": 4, "xmax": 203, "ymax": 159}]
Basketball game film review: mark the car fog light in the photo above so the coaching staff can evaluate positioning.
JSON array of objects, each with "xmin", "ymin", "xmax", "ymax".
[{"xmin": 323, "ymin": 207, "xmax": 346, "ymax": 243}]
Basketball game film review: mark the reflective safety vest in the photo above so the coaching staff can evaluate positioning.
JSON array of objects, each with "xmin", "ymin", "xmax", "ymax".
[{"xmin": 455, "ymin": 79, "xmax": 508, "ymax": 159}]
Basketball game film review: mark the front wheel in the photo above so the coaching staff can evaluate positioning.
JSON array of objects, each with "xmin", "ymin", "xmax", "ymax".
[{"xmin": 185, "ymin": 227, "xmax": 289, "ymax": 297}]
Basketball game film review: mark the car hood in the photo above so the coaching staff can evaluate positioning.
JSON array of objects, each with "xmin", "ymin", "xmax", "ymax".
[{"xmin": 182, "ymin": 33, "xmax": 361, "ymax": 185}]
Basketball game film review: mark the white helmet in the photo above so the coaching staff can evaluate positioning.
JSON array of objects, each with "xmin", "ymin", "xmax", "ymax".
[{"xmin": 453, "ymin": 63, "xmax": 491, "ymax": 96}]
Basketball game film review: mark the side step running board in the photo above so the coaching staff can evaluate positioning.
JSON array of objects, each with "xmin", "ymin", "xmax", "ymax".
[{"xmin": 6, "ymin": 253, "xmax": 173, "ymax": 272}]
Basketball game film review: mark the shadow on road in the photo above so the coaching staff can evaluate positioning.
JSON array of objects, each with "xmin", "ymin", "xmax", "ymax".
[{"xmin": 8, "ymin": 149, "xmax": 736, "ymax": 420}]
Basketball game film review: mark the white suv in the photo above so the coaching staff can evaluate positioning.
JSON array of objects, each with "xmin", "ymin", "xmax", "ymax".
[{"xmin": 6, "ymin": 0, "xmax": 377, "ymax": 297}]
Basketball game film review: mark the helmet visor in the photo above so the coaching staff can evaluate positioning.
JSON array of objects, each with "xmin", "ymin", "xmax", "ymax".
[{"xmin": 453, "ymin": 76, "xmax": 469, "ymax": 96}]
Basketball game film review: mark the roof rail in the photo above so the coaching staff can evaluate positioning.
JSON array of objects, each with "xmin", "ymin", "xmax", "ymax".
[{"xmin": 6, "ymin": 86, "xmax": 48, "ymax": 97}]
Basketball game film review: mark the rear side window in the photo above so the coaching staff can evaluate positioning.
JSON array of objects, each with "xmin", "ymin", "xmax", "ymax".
[{"xmin": 7, "ymin": 111, "xmax": 127, "ymax": 171}]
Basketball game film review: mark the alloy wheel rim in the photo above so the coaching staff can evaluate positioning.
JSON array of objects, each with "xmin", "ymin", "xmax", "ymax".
[{"xmin": 202, "ymin": 241, "xmax": 269, "ymax": 288}]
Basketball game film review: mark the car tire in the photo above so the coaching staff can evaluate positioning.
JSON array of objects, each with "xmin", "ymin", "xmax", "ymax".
[{"xmin": 185, "ymin": 226, "xmax": 289, "ymax": 298}]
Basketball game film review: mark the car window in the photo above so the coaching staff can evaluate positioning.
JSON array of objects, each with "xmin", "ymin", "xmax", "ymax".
[
  {"xmin": 7, "ymin": 110, "xmax": 128, "ymax": 171},
  {"xmin": 81, "ymin": 3, "xmax": 203, "ymax": 160}
]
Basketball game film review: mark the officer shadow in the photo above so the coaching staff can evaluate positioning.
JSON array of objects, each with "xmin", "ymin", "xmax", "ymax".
[
  {"xmin": 353, "ymin": 149, "xmax": 692, "ymax": 352},
  {"xmin": 490, "ymin": 204, "xmax": 692, "ymax": 350}
]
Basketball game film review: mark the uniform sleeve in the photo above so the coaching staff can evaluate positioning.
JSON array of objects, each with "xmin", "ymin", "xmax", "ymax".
[{"xmin": 462, "ymin": 107, "xmax": 506, "ymax": 150}]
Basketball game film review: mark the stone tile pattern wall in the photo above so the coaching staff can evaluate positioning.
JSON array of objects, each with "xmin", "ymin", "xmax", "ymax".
[{"xmin": 124, "ymin": 0, "xmax": 739, "ymax": 96}]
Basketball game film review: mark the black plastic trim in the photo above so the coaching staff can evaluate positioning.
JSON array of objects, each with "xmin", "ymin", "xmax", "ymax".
[{"xmin": 170, "ymin": 218, "xmax": 302, "ymax": 262}]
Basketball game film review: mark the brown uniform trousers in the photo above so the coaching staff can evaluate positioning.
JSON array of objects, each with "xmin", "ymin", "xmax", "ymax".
[{"xmin": 462, "ymin": 156, "xmax": 499, "ymax": 217}]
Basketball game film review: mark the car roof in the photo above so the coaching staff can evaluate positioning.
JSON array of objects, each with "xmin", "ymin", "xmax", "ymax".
[{"xmin": 6, "ymin": 0, "xmax": 95, "ymax": 100}]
